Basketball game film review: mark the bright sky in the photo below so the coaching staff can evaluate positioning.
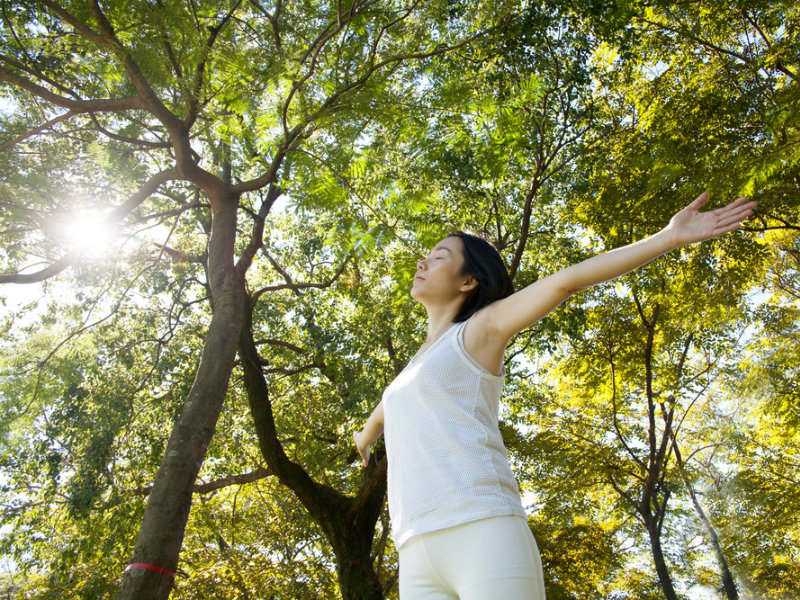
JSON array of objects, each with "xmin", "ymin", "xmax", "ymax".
[{"xmin": 1, "ymin": 208, "xmax": 120, "ymax": 315}]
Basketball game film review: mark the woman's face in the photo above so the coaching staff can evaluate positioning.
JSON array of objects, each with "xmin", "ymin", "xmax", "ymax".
[{"xmin": 410, "ymin": 236, "xmax": 475, "ymax": 304}]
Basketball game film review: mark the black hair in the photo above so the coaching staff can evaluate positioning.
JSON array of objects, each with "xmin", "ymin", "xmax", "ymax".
[{"xmin": 448, "ymin": 231, "xmax": 514, "ymax": 323}]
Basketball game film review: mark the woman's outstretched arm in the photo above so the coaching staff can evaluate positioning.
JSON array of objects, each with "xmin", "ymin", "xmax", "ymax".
[{"xmin": 474, "ymin": 192, "xmax": 756, "ymax": 348}]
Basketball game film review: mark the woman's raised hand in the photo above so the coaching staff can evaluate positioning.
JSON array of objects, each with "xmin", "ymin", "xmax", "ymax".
[
  {"xmin": 666, "ymin": 192, "xmax": 756, "ymax": 248},
  {"xmin": 353, "ymin": 431, "xmax": 371, "ymax": 467}
]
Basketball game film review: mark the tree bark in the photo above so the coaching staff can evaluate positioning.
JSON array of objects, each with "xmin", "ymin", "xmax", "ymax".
[
  {"xmin": 689, "ymin": 486, "xmax": 739, "ymax": 600},
  {"xmin": 631, "ymin": 295, "xmax": 679, "ymax": 600},
  {"xmin": 644, "ymin": 513, "xmax": 679, "ymax": 600},
  {"xmin": 239, "ymin": 295, "xmax": 388, "ymax": 600},
  {"xmin": 116, "ymin": 192, "xmax": 244, "ymax": 600},
  {"xmin": 672, "ymin": 439, "xmax": 739, "ymax": 600}
]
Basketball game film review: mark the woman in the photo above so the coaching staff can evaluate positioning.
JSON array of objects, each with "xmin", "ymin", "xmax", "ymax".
[{"xmin": 353, "ymin": 192, "xmax": 755, "ymax": 600}]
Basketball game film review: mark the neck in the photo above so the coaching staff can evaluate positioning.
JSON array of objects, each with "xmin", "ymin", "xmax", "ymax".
[{"xmin": 423, "ymin": 301, "xmax": 461, "ymax": 341}]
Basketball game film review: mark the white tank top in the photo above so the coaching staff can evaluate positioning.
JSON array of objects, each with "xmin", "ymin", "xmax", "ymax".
[{"xmin": 381, "ymin": 319, "xmax": 526, "ymax": 549}]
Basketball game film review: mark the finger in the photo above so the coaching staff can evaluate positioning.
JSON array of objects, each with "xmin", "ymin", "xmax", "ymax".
[
  {"xmin": 712, "ymin": 207, "xmax": 756, "ymax": 236},
  {"xmin": 713, "ymin": 213, "xmax": 750, "ymax": 234},
  {"xmin": 712, "ymin": 220, "xmax": 744, "ymax": 237},
  {"xmin": 716, "ymin": 203, "xmax": 756, "ymax": 227},
  {"xmin": 714, "ymin": 198, "xmax": 755, "ymax": 221},
  {"xmin": 719, "ymin": 196, "xmax": 749, "ymax": 211},
  {"xmin": 688, "ymin": 191, "xmax": 710, "ymax": 211}
]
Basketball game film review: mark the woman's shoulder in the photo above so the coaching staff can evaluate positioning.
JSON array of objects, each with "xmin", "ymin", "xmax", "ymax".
[{"xmin": 460, "ymin": 310, "xmax": 506, "ymax": 377}]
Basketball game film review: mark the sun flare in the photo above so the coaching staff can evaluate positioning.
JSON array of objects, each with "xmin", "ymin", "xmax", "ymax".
[{"xmin": 57, "ymin": 209, "xmax": 117, "ymax": 258}]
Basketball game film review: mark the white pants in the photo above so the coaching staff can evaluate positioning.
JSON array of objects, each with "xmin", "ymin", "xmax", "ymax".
[{"xmin": 398, "ymin": 515, "xmax": 546, "ymax": 600}]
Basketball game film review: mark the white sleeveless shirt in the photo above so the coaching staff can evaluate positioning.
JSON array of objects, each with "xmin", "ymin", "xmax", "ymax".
[{"xmin": 381, "ymin": 320, "xmax": 526, "ymax": 549}]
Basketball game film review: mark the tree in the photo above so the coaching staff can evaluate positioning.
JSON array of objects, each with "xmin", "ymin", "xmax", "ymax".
[
  {"xmin": 0, "ymin": 1, "xmax": 511, "ymax": 598},
  {"xmin": 2, "ymin": 1, "xmax": 797, "ymax": 598}
]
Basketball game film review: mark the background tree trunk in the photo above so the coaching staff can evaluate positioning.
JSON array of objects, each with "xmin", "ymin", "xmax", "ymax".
[
  {"xmin": 239, "ymin": 294, "xmax": 388, "ymax": 600},
  {"xmin": 672, "ymin": 438, "xmax": 739, "ymax": 600},
  {"xmin": 646, "ymin": 518, "xmax": 679, "ymax": 600}
]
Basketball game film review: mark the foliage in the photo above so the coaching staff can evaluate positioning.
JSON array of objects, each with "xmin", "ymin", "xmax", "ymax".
[{"xmin": 0, "ymin": 0, "xmax": 798, "ymax": 598}]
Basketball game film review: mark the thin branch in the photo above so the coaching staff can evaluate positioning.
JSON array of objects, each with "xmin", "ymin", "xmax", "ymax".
[
  {"xmin": 255, "ymin": 338, "xmax": 308, "ymax": 354},
  {"xmin": 0, "ymin": 51, "xmax": 80, "ymax": 98},
  {"xmin": 606, "ymin": 469, "xmax": 639, "ymax": 509},
  {"xmin": 135, "ymin": 467, "xmax": 272, "ymax": 496},
  {"xmin": 264, "ymin": 363, "xmax": 324, "ymax": 376},
  {"xmin": 741, "ymin": 9, "xmax": 769, "ymax": 47},
  {"xmin": 609, "ymin": 352, "xmax": 646, "ymax": 470},
  {"xmin": 644, "ymin": 16, "xmax": 798, "ymax": 83},
  {"xmin": 236, "ymin": 182, "xmax": 282, "ymax": 277},
  {"xmin": 155, "ymin": 0, "xmax": 183, "ymax": 79},
  {"xmin": 186, "ymin": 0, "xmax": 246, "ymax": 128},
  {"xmin": 88, "ymin": 113, "xmax": 172, "ymax": 149},
  {"xmin": 149, "ymin": 242, "xmax": 204, "ymax": 264},
  {"xmin": 0, "ymin": 166, "xmax": 178, "ymax": 284},
  {"xmin": 239, "ymin": 13, "xmax": 512, "ymax": 193},
  {"xmin": 249, "ymin": 0, "xmax": 284, "ymax": 58},
  {"xmin": 251, "ymin": 251, "xmax": 352, "ymax": 303}
]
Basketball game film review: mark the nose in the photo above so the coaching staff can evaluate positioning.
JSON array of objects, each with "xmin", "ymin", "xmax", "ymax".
[{"xmin": 417, "ymin": 258, "xmax": 427, "ymax": 270}]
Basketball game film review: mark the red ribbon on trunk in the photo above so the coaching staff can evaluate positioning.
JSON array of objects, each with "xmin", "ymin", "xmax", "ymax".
[{"xmin": 125, "ymin": 563, "xmax": 176, "ymax": 578}]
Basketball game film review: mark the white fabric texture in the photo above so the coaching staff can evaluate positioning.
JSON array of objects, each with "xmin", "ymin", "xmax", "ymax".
[
  {"xmin": 381, "ymin": 319, "xmax": 526, "ymax": 549},
  {"xmin": 398, "ymin": 515, "xmax": 545, "ymax": 600}
]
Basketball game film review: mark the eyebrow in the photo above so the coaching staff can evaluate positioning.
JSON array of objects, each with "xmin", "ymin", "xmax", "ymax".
[{"xmin": 432, "ymin": 245, "xmax": 452, "ymax": 253}]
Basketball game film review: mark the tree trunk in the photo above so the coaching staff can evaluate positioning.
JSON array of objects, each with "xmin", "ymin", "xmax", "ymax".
[
  {"xmin": 336, "ymin": 540, "xmax": 385, "ymax": 600},
  {"xmin": 117, "ymin": 193, "xmax": 243, "ymax": 600},
  {"xmin": 643, "ymin": 514, "xmax": 679, "ymax": 600},
  {"xmin": 239, "ymin": 296, "xmax": 388, "ymax": 600},
  {"xmin": 693, "ymin": 498, "xmax": 739, "ymax": 600},
  {"xmin": 671, "ymin": 439, "xmax": 739, "ymax": 600},
  {"xmin": 331, "ymin": 470, "xmax": 388, "ymax": 600}
]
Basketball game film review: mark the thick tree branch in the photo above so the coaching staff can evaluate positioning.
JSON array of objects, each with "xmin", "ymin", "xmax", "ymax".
[
  {"xmin": 238, "ymin": 294, "xmax": 387, "ymax": 595},
  {"xmin": 39, "ymin": 0, "xmax": 111, "ymax": 48},
  {"xmin": 0, "ymin": 66, "xmax": 142, "ymax": 112},
  {"xmin": 85, "ymin": 0, "xmax": 218, "ymax": 189},
  {"xmin": 508, "ymin": 176, "xmax": 541, "ymax": 280},
  {"xmin": 0, "ymin": 253, "xmax": 77, "ymax": 285},
  {"xmin": 238, "ymin": 296, "xmax": 350, "ymax": 541}
]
